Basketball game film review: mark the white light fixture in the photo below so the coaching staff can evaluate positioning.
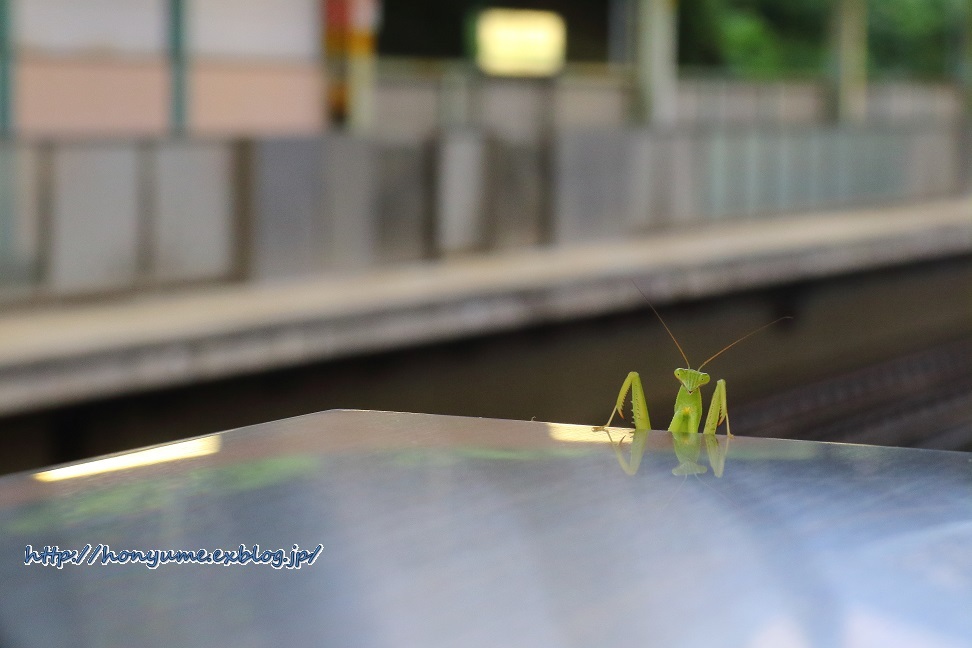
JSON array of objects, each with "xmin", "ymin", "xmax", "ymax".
[{"xmin": 476, "ymin": 9, "xmax": 567, "ymax": 77}]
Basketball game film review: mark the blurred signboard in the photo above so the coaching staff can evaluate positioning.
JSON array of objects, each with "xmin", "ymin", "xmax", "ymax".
[{"xmin": 475, "ymin": 9, "xmax": 566, "ymax": 77}]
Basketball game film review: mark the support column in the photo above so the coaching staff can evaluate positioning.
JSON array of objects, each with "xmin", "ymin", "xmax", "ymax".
[
  {"xmin": 830, "ymin": 0, "xmax": 868, "ymax": 123},
  {"xmin": 963, "ymin": 0, "xmax": 972, "ymax": 116},
  {"xmin": 325, "ymin": 0, "xmax": 379, "ymax": 132},
  {"xmin": 0, "ymin": 0, "xmax": 12, "ymax": 273},
  {"xmin": 634, "ymin": 0, "xmax": 679, "ymax": 126},
  {"xmin": 169, "ymin": 0, "xmax": 188, "ymax": 135},
  {"xmin": 0, "ymin": 0, "xmax": 12, "ymax": 137},
  {"xmin": 608, "ymin": 0, "xmax": 635, "ymax": 67},
  {"xmin": 962, "ymin": 0, "xmax": 972, "ymax": 191}
]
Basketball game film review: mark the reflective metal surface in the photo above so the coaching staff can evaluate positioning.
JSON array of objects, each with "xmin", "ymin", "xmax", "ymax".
[{"xmin": 0, "ymin": 410, "xmax": 970, "ymax": 647}]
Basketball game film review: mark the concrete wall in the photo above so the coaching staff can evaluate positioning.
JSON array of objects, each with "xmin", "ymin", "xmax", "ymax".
[
  {"xmin": 17, "ymin": 56, "xmax": 170, "ymax": 137},
  {"xmin": 9, "ymin": 51, "xmax": 964, "ymax": 139},
  {"xmin": 188, "ymin": 0, "xmax": 319, "ymax": 60},
  {"xmin": 11, "ymin": 0, "xmax": 325, "ymax": 137},
  {"xmin": 15, "ymin": 0, "xmax": 167, "ymax": 54},
  {"xmin": 190, "ymin": 61, "xmax": 325, "ymax": 135},
  {"xmin": 14, "ymin": 0, "xmax": 170, "ymax": 136}
]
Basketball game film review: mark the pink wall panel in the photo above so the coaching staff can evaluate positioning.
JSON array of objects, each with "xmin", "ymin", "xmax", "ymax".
[
  {"xmin": 190, "ymin": 61, "xmax": 326, "ymax": 136},
  {"xmin": 15, "ymin": 56, "xmax": 327, "ymax": 138},
  {"xmin": 17, "ymin": 56, "xmax": 170, "ymax": 137}
]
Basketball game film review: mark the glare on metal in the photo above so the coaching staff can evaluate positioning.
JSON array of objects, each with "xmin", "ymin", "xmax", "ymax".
[{"xmin": 33, "ymin": 436, "xmax": 221, "ymax": 482}]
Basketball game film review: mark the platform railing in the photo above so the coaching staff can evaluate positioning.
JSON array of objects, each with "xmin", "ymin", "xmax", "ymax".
[{"xmin": 0, "ymin": 120, "xmax": 968, "ymax": 303}]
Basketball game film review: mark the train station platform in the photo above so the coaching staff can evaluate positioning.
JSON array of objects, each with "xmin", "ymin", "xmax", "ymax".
[{"xmin": 0, "ymin": 197, "xmax": 968, "ymax": 417}]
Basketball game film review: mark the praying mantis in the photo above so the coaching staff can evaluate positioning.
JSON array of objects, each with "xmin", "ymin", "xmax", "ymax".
[{"xmin": 595, "ymin": 293, "xmax": 789, "ymax": 476}]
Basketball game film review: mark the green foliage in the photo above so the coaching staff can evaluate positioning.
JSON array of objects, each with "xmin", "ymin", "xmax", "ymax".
[
  {"xmin": 720, "ymin": 9, "xmax": 785, "ymax": 77},
  {"xmin": 375, "ymin": 0, "xmax": 966, "ymax": 79},
  {"xmin": 869, "ymin": 0, "xmax": 967, "ymax": 78},
  {"xmin": 680, "ymin": 0, "xmax": 967, "ymax": 79}
]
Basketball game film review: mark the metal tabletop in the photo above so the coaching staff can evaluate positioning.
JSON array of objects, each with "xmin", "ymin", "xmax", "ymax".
[{"xmin": 0, "ymin": 410, "xmax": 970, "ymax": 647}]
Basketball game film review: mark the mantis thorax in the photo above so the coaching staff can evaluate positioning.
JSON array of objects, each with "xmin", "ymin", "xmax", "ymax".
[{"xmin": 674, "ymin": 368, "xmax": 710, "ymax": 393}]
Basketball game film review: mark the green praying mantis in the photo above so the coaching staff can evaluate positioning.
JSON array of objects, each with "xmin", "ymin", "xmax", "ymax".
[{"xmin": 595, "ymin": 294, "xmax": 789, "ymax": 477}]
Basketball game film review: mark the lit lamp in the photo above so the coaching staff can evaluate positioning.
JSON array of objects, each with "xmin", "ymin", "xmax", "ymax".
[{"xmin": 475, "ymin": 9, "xmax": 566, "ymax": 77}]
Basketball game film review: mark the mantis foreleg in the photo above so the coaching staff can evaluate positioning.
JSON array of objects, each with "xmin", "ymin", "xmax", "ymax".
[
  {"xmin": 595, "ymin": 372, "xmax": 651, "ymax": 475},
  {"xmin": 702, "ymin": 379, "xmax": 730, "ymax": 477},
  {"xmin": 599, "ymin": 371, "xmax": 651, "ymax": 431},
  {"xmin": 702, "ymin": 379, "xmax": 730, "ymax": 437},
  {"xmin": 605, "ymin": 428, "xmax": 648, "ymax": 476}
]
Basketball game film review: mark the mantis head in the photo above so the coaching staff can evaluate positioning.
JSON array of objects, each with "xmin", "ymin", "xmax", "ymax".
[{"xmin": 675, "ymin": 368, "xmax": 710, "ymax": 393}]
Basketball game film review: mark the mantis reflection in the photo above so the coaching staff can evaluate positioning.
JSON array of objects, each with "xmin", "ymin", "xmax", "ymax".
[
  {"xmin": 594, "ymin": 285, "xmax": 785, "ymax": 478},
  {"xmin": 604, "ymin": 428, "xmax": 730, "ymax": 477}
]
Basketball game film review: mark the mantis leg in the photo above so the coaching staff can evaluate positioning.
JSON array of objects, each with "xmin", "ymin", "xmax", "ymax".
[
  {"xmin": 703, "ymin": 434, "xmax": 729, "ymax": 478},
  {"xmin": 702, "ymin": 379, "xmax": 731, "ymax": 437},
  {"xmin": 702, "ymin": 379, "xmax": 731, "ymax": 477},
  {"xmin": 595, "ymin": 372, "xmax": 651, "ymax": 476},
  {"xmin": 605, "ymin": 428, "xmax": 648, "ymax": 476},
  {"xmin": 597, "ymin": 371, "xmax": 651, "ymax": 431}
]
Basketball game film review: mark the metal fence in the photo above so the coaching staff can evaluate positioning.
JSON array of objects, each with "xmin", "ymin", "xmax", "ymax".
[
  {"xmin": 553, "ymin": 123, "xmax": 966, "ymax": 243},
  {"xmin": 0, "ymin": 121, "xmax": 968, "ymax": 302},
  {"xmin": 374, "ymin": 60, "xmax": 967, "ymax": 139}
]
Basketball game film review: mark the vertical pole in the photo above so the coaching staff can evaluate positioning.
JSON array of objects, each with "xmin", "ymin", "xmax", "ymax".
[
  {"xmin": 347, "ymin": 0, "xmax": 378, "ymax": 133},
  {"xmin": 608, "ymin": 0, "xmax": 634, "ymax": 67},
  {"xmin": 634, "ymin": 0, "xmax": 679, "ymax": 126},
  {"xmin": 962, "ymin": 0, "xmax": 972, "ymax": 191},
  {"xmin": 0, "ymin": 0, "xmax": 12, "ymax": 273},
  {"xmin": 963, "ymin": 0, "xmax": 972, "ymax": 116},
  {"xmin": 325, "ymin": 0, "xmax": 379, "ymax": 132},
  {"xmin": 169, "ymin": 0, "xmax": 188, "ymax": 135},
  {"xmin": 325, "ymin": 0, "xmax": 349, "ymax": 125},
  {"xmin": 319, "ymin": 0, "xmax": 329, "ymax": 127},
  {"xmin": 0, "ymin": 0, "xmax": 12, "ymax": 137},
  {"xmin": 830, "ymin": 0, "xmax": 868, "ymax": 123}
]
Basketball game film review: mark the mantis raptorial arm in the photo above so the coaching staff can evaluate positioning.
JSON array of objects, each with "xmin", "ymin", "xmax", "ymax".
[
  {"xmin": 605, "ymin": 429, "xmax": 648, "ymax": 476},
  {"xmin": 595, "ymin": 372, "xmax": 651, "ymax": 476},
  {"xmin": 702, "ymin": 379, "xmax": 731, "ymax": 438},
  {"xmin": 599, "ymin": 371, "xmax": 651, "ymax": 431},
  {"xmin": 703, "ymin": 433, "xmax": 730, "ymax": 478}
]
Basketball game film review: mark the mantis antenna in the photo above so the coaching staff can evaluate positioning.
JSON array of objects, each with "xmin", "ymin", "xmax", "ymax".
[
  {"xmin": 632, "ymin": 281, "xmax": 791, "ymax": 371},
  {"xmin": 697, "ymin": 316, "xmax": 793, "ymax": 370},
  {"xmin": 632, "ymin": 284, "xmax": 691, "ymax": 368}
]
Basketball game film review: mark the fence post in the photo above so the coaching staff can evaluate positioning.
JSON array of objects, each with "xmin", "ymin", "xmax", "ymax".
[
  {"xmin": 829, "ymin": 0, "xmax": 868, "ymax": 123},
  {"xmin": 169, "ymin": 0, "xmax": 188, "ymax": 135}
]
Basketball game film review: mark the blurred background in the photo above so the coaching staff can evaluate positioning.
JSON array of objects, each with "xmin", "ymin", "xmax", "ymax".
[{"xmin": 0, "ymin": 0, "xmax": 969, "ymax": 475}]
